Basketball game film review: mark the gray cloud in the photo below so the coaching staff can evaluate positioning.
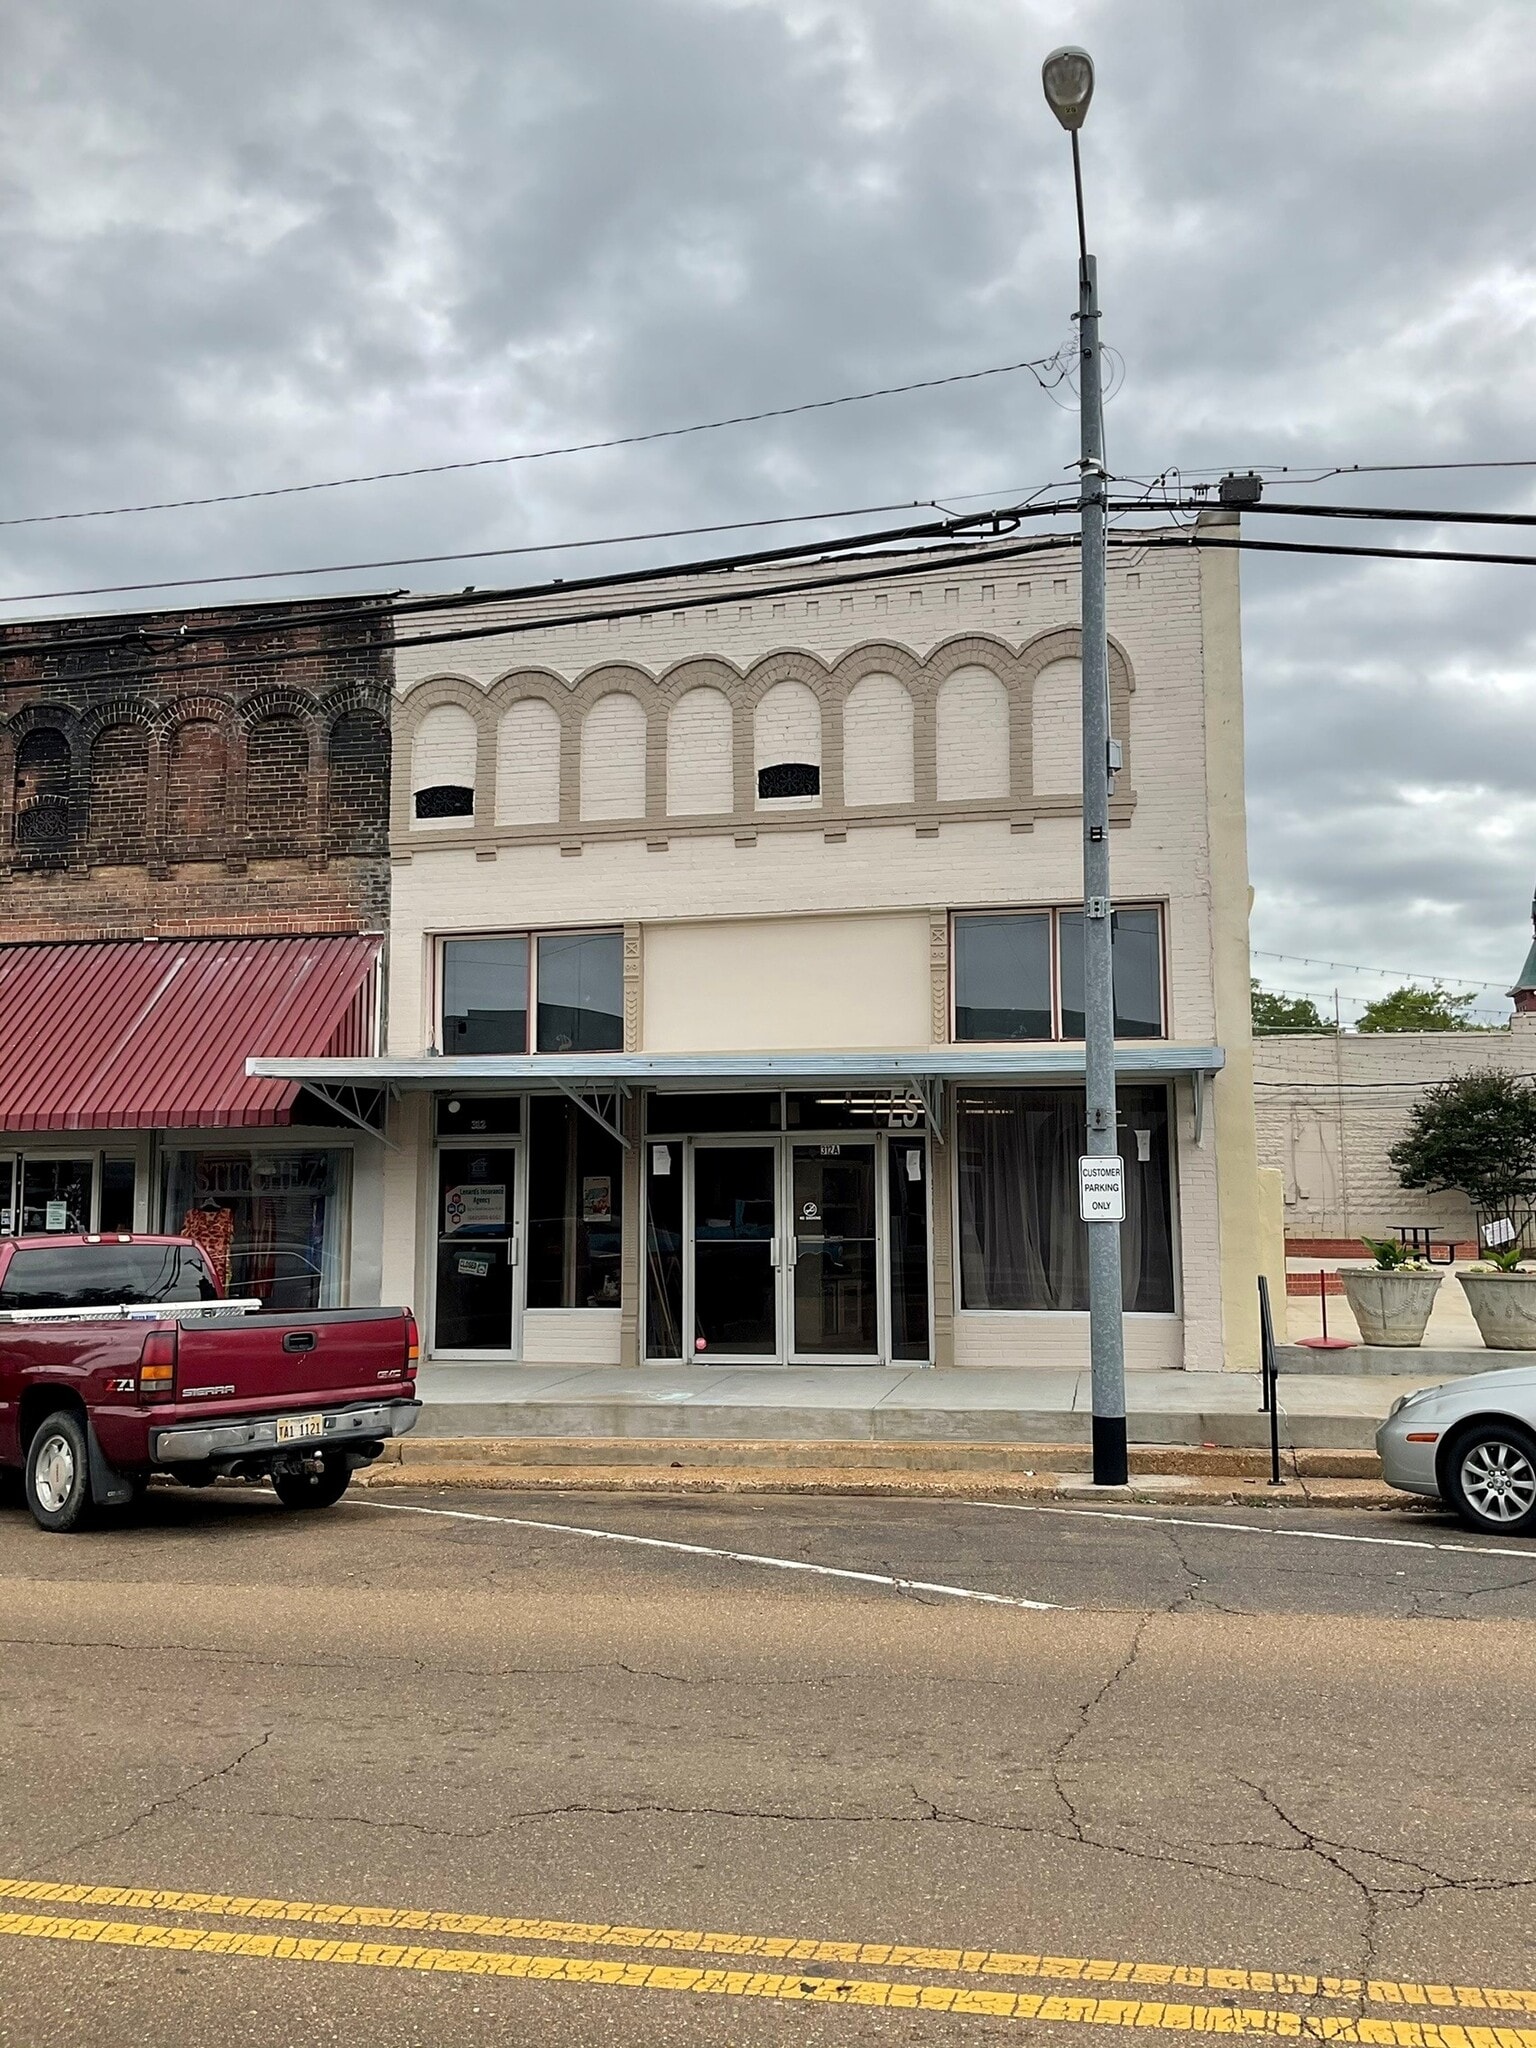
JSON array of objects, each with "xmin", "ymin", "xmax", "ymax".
[{"xmin": 2, "ymin": 0, "xmax": 1534, "ymax": 1006}]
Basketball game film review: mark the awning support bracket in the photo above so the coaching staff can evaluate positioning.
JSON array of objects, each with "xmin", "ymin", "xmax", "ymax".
[
  {"xmin": 298, "ymin": 1083, "xmax": 397, "ymax": 1149},
  {"xmin": 557, "ymin": 1083, "xmax": 631, "ymax": 1149},
  {"xmin": 916, "ymin": 1075, "xmax": 946, "ymax": 1143},
  {"xmin": 1193, "ymin": 1069, "xmax": 1208, "ymax": 1146}
]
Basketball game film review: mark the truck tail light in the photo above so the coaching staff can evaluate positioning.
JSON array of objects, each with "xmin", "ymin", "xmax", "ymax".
[
  {"xmin": 405, "ymin": 1312, "xmax": 420, "ymax": 1366},
  {"xmin": 139, "ymin": 1326, "xmax": 178, "ymax": 1403}
]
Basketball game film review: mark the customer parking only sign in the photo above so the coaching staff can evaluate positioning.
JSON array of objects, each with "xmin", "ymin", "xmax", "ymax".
[{"xmin": 1078, "ymin": 1155, "xmax": 1126, "ymax": 1223}]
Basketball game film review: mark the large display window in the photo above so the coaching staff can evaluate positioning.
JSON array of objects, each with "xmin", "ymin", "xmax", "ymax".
[{"xmin": 163, "ymin": 1148, "xmax": 350, "ymax": 1310}]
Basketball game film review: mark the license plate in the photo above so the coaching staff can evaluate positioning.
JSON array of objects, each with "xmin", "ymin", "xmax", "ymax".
[{"xmin": 276, "ymin": 1414, "xmax": 325, "ymax": 1444}]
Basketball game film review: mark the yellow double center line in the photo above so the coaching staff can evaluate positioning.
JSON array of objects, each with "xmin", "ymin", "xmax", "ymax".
[{"xmin": 2, "ymin": 1878, "xmax": 1532, "ymax": 2038}]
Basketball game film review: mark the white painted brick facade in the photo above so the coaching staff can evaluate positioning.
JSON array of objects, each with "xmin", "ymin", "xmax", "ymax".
[
  {"xmin": 667, "ymin": 686, "xmax": 733, "ymax": 816},
  {"xmin": 935, "ymin": 665, "xmax": 1009, "ymax": 800},
  {"xmin": 496, "ymin": 698, "xmax": 560, "ymax": 826},
  {"xmin": 1031, "ymin": 657, "xmax": 1083, "ymax": 796},
  {"xmin": 580, "ymin": 691, "xmax": 646, "ymax": 820},
  {"xmin": 383, "ymin": 535, "xmax": 1259, "ymax": 1375},
  {"xmin": 843, "ymin": 672, "xmax": 914, "ymax": 807},
  {"xmin": 754, "ymin": 679, "xmax": 821, "ymax": 811},
  {"xmin": 410, "ymin": 703, "xmax": 477, "ymax": 821}
]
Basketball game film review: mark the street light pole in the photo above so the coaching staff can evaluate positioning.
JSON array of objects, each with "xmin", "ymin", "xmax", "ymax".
[{"xmin": 1043, "ymin": 48, "xmax": 1127, "ymax": 1487}]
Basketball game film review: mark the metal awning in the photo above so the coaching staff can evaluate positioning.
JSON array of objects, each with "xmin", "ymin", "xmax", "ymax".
[
  {"xmin": 246, "ymin": 1045, "xmax": 1225, "ymax": 1144},
  {"xmin": 247, "ymin": 1046, "xmax": 1225, "ymax": 1087},
  {"xmin": 0, "ymin": 934, "xmax": 382, "ymax": 1133}
]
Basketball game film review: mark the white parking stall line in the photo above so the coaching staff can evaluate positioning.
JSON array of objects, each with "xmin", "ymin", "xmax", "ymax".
[
  {"xmin": 357, "ymin": 1499, "xmax": 1066, "ymax": 1610},
  {"xmin": 973, "ymin": 1499, "xmax": 1529, "ymax": 1559}
]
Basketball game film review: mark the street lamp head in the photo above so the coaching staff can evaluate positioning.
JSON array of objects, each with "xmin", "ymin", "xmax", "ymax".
[{"xmin": 1042, "ymin": 46, "xmax": 1094, "ymax": 131}]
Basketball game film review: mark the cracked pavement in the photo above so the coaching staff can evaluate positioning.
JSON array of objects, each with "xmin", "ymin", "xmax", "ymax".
[{"xmin": 3, "ymin": 1484, "xmax": 1536, "ymax": 2045}]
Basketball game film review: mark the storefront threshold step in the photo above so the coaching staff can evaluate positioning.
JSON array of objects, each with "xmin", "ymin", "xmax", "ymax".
[{"xmin": 412, "ymin": 1399, "xmax": 1383, "ymax": 1451}]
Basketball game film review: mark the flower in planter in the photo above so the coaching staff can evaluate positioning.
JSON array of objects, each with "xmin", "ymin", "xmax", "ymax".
[{"xmin": 1359, "ymin": 1236, "xmax": 1433, "ymax": 1273}]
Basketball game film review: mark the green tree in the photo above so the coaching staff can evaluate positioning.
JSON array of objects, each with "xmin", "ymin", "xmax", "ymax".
[
  {"xmin": 1250, "ymin": 980, "xmax": 1332, "ymax": 1032},
  {"xmin": 1389, "ymin": 1069, "xmax": 1536, "ymax": 1222},
  {"xmin": 1357, "ymin": 983, "xmax": 1480, "ymax": 1032}
]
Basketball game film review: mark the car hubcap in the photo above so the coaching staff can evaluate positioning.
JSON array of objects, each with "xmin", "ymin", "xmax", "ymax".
[
  {"xmin": 33, "ymin": 1433, "xmax": 76, "ymax": 1513},
  {"xmin": 1461, "ymin": 1440, "xmax": 1536, "ymax": 1523}
]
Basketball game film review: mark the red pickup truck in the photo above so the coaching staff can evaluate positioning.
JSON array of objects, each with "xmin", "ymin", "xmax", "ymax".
[{"xmin": 0, "ymin": 1233, "xmax": 420, "ymax": 1533}]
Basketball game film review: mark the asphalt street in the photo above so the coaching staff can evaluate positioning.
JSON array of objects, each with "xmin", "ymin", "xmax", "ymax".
[{"xmin": 3, "ymin": 1482, "xmax": 1536, "ymax": 2045}]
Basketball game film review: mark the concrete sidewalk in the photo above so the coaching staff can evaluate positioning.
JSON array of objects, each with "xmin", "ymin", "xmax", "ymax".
[{"xmin": 413, "ymin": 1360, "xmax": 1434, "ymax": 1452}]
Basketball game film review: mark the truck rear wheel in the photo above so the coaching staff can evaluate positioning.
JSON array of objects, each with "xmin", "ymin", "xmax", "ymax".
[
  {"xmin": 271, "ymin": 1457, "xmax": 352, "ymax": 1511},
  {"xmin": 25, "ymin": 1411, "xmax": 95, "ymax": 1534}
]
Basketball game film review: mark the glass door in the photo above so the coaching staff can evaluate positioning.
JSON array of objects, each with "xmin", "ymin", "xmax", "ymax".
[
  {"xmin": 20, "ymin": 1157, "xmax": 95, "ymax": 1235},
  {"xmin": 790, "ymin": 1142, "xmax": 880, "ymax": 1361},
  {"xmin": 433, "ymin": 1145, "xmax": 521, "ymax": 1353},
  {"xmin": 689, "ymin": 1142, "xmax": 778, "ymax": 1360}
]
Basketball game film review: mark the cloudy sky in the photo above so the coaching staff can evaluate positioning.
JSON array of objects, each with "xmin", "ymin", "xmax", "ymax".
[{"xmin": 3, "ymin": 0, "xmax": 1534, "ymax": 1021}]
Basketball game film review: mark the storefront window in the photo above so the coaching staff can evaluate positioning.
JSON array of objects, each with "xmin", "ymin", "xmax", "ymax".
[
  {"xmin": 957, "ymin": 1086, "xmax": 1174, "ymax": 1313},
  {"xmin": 1059, "ymin": 908, "xmax": 1164, "ymax": 1038},
  {"xmin": 164, "ymin": 1149, "xmax": 349, "ymax": 1309},
  {"xmin": 953, "ymin": 914, "xmax": 1053, "ymax": 1040},
  {"xmin": 535, "ymin": 932, "xmax": 623, "ymax": 1053},
  {"xmin": 526, "ymin": 1097, "xmax": 623, "ymax": 1308},
  {"xmin": 21, "ymin": 1158, "xmax": 94, "ymax": 1234},
  {"xmin": 952, "ymin": 906, "xmax": 1164, "ymax": 1042},
  {"xmin": 442, "ymin": 937, "xmax": 529, "ymax": 1054}
]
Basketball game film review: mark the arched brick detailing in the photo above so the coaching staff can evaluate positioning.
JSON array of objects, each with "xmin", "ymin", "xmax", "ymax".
[
  {"xmin": 386, "ymin": 627, "xmax": 1136, "ymax": 852},
  {"xmin": 843, "ymin": 673, "xmax": 915, "ymax": 808},
  {"xmin": 496, "ymin": 698, "xmax": 562, "ymax": 827},
  {"xmin": 580, "ymin": 691, "xmax": 648, "ymax": 821},
  {"xmin": 166, "ymin": 719, "xmax": 230, "ymax": 849},
  {"xmin": 327, "ymin": 709, "xmax": 390, "ymax": 856},
  {"xmin": 246, "ymin": 712, "xmax": 313, "ymax": 849},
  {"xmin": 88, "ymin": 720, "xmax": 153, "ymax": 859},
  {"xmin": 12, "ymin": 726, "xmax": 75, "ymax": 861},
  {"xmin": 0, "ymin": 592, "xmax": 391, "ymax": 939}
]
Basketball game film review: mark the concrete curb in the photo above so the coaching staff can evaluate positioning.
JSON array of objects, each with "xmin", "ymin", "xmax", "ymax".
[
  {"xmin": 374, "ymin": 1437, "xmax": 1382, "ymax": 1480},
  {"xmin": 354, "ymin": 1466, "xmax": 1407, "ymax": 1509}
]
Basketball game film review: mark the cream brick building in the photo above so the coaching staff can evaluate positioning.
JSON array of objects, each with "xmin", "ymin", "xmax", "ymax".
[{"xmin": 257, "ymin": 519, "xmax": 1264, "ymax": 1372}]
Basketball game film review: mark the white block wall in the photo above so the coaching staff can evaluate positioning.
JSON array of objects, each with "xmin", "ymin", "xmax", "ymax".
[
  {"xmin": 843, "ymin": 672, "xmax": 915, "ymax": 807},
  {"xmin": 580, "ymin": 692, "xmax": 647, "ymax": 820},
  {"xmin": 496, "ymin": 699, "xmax": 561, "ymax": 826},
  {"xmin": 936, "ymin": 665, "xmax": 1009, "ymax": 800},
  {"xmin": 754, "ymin": 679, "xmax": 821, "ymax": 810},
  {"xmin": 1032, "ymin": 657, "xmax": 1083, "ymax": 797},
  {"xmin": 411, "ymin": 703, "xmax": 477, "ymax": 823},
  {"xmin": 667, "ymin": 685, "xmax": 733, "ymax": 816}
]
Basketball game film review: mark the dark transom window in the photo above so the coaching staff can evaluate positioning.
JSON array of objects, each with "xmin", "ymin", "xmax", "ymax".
[
  {"xmin": 757, "ymin": 762, "xmax": 820, "ymax": 800},
  {"xmin": 415, "ymin": 783, "xmax": 474, "ymax": 820}
]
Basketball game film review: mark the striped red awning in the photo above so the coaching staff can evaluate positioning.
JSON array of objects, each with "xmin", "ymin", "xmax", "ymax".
[{"xmin": 0, "ymin": 934, "xmax": 381, "ymax": 1132}]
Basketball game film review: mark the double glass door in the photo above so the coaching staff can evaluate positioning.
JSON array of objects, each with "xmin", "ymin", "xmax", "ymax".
[{"xmin": 683, "ymin": 1137, "xmax": 925, "ymax": 1365}]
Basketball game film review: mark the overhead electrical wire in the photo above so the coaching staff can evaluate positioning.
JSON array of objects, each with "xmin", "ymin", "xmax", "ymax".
[
  {"xmin": 0, "ymin": 529, "xmax": 1083, "ymax": 695},
  {"xmin": 0, "ymin": 354, "xmax": 1073, "ymax": 532},
  {"xmin": 0, "ymin": 496, "xmax": 995, "ymax": 609},
  {"xmin": 0, "ymin": 503, "xmax": 1075, "ymax": 668},
  {"xmin": 1109, "ymin": 531, "xmax": 1536, "ymax": 571}
]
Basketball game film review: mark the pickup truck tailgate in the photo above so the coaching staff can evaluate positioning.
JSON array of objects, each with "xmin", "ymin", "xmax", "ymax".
[{"xmin": 173, "ymin": 1309, "xmax": 411, "ymax": 1407}]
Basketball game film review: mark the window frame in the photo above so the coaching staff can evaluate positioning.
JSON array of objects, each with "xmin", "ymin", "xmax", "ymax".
[
  {"xmin": 950, "ymin": 1081, "xmax": 1181, "ymax": 1319},
  {"xmin": 950, "ymin": 903, "xmax": 1167, "ymax": 1043},
  {"xmin": 435, "ymin": 926, "xmax": 625, "ymax": 1058}
]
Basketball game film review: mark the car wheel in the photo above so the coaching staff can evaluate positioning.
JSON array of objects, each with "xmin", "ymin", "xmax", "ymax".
[
  {"xmin": 24, "ymin": 1411, "xmax": 95, "ymax": 1534},
  {"xmin": 271, "ymin": 1458, "xmax": 352, "ymax": 1511},
  {"xmin": 1445, "ymin": 1422, "xmax": 1536, "ymax": 1537}
]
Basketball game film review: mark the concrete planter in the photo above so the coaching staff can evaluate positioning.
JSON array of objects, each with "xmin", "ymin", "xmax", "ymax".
[
  {"xmin": 1339, "ymin": 1268, "xmax": 1442, "ymax": 1346},
  {"xmin": 1459, "ymin": 1272, "xmax": 1536, "ymax": 1351}
]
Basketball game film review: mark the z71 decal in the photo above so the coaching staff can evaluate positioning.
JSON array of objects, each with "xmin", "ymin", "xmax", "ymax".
[{"xmin": 109, "ymin": 1377, "xmax": 137, "ymax": 1394}]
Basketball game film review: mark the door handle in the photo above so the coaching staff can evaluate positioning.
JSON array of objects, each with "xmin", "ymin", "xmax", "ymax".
[
  {"xmin": 768, "ymin": 1241, "xmax": 780, "ymax": 1268},
  {"xmin": 282, "ymin": 1330, "xmax": 317, "ymax": 1353}
]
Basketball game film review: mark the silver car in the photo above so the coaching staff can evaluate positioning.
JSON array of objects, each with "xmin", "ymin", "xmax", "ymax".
[{"xmin": 1377, "ymin": 1366, "xmax": 1536, "ymax": 1536}]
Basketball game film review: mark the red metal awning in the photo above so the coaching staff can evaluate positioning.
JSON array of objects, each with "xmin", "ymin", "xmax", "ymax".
[{"xmin": 0, "ymin": 934, "xmax": 381, "ymax": 1132}]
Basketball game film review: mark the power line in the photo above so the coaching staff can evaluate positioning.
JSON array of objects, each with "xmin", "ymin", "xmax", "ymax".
[
  {"xmin": 0, "ymin": 529, "xmax": 1082, "ymax": 695},
  {"xmin": 0, "ymin": 503, "xmax": 1059, "ymax": 667},
  {"xmin": 1252, "ymin": 950, "xmax": 1511, "ymax": 992},
  {"xmin": 1112, "ymin": 531, "xmax": 1536, "ymax": 571},
  {"xmin": 0, "ymin": 496, "xmax": 995, "ymax": 609},
  {"xmin": 0, "ymin": 355, "xmax": 1072, "ymax": 532}
]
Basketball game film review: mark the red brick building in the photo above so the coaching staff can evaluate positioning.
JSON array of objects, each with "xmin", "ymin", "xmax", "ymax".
[{"xmin": 0, "ymin": 595, "xmax": 394, "ymax": 1306}]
